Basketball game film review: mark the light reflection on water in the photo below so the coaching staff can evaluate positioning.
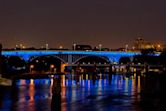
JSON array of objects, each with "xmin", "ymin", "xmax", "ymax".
[{"xmin": 0, "ymin": 73, "xmax": 144, "ymax": 111}]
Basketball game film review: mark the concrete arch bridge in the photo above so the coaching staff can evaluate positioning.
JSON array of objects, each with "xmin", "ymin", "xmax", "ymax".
[{"xmin": 2, "ymin": 50, "xmax": 140, "ymax": 73}]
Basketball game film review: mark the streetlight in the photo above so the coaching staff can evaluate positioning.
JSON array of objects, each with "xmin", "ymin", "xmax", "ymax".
[
  {"xmin": 30, "ymin": 64, "xmax": 34, "ymax": 73},
  {"xmin": 46, "ymin": 43, "xmax": 48, "ymax": 50},
  {"xmin": 99, "ymin": 44, "xmax": 102, "ymax": 51},
  {"xmin": 50, "ymin": 64, "xmax": 55, "ymax": 73},
  {"xmin": 22, "ymin": 45, "xmax": 26, "ymax": 49},
  {"xmin": 15, "ymin": 44, "xmax": 19, "ymax": 49},
  {"xmin": 125, "ymin": 44, "xmax": 128, "ymax": 52},
  {"xmin": 73, "ymin": 43, "xmax": 76, "ymax": 51},
  {"xmin": 132, "ymin": 46, "xmax": 135, "ymax": 50},
  {"xmin": 59, "ymin": 45, "xmax": 63, "ymax": 49}
]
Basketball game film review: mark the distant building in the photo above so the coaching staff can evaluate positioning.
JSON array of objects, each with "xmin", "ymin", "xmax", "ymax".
[
  {"xmin": 72, "ymin": 44, "xmax": 92, "ymax": 51},
  {"xmin": 134, "ymin": 38, "xmax": 166, "ymax": 51},
  {"xmin": 134, "ymin": 38, "xmax": 154, "ymax": 50},
  {"xmin": 155, "ymin": 44, "xmax": 166, "ymax": 51}
]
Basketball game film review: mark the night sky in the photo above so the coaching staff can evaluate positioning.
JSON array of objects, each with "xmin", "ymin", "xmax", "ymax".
[{"xmin": 0, "ymin": 0, "xmax": 166, "ymax": 49}]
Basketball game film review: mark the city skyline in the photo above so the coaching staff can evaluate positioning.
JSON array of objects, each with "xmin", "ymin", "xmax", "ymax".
[{"xmin": 1, "ymin": 0, "xmax": 166, "ymax": 48}]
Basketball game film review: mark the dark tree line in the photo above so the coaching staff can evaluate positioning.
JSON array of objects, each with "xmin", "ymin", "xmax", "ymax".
[
  {"xmin": 1, "ymin": 56, "xmax": 27, "ymax": 78},
  {"xmin": 160, "ymin": 50, "xmax": 166, "ymax": 66},
  {"xmin": 119, "ymin": 49, "xmax": 166, "ymax": 65}
]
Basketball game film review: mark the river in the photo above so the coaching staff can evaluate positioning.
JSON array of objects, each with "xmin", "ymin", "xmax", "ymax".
[{"xmin": 0, "ymin": 73, "xmax": 166, "ymax": 111}]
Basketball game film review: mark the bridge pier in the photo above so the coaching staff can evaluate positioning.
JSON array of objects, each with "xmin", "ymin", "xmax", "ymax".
[
  {"xmin": 51, "ymin": 75, "xmax": 61, "ymax": 110},
  {"xmin": 61, "ymin": 63, "xmax": 67, "ymax": 73},
  {"xmin": 109, "ymin": 64, "xmax": 112, "ymax": 74},
  {"xmin": 67, "ymin": 54, "xmax": 73, "ymax": 64}
]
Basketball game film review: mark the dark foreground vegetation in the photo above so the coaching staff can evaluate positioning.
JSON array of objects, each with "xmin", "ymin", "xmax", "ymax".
[{"xmin": 119, "ymin": 49, "xmax": 166, "ymax": 67}]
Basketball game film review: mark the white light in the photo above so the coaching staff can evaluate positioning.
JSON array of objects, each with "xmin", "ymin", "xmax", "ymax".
[
  {"xmin": 59, "ymin": 45, "xmax": 63, "ymax": 49},
  {"xmin": 99, "ymin": 44, "xmax": 102, "ymax": 51},
  {"xmin": 73, "ymin": 43, "xmax": 76, "ymax": 50}
]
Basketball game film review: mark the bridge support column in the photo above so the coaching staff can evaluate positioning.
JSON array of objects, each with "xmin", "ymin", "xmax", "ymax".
[
  {"xmin": 67, "ymin": 54, "xmax": 73, "ymax": 64},
  {"xmin": 109, "ymin": 64, "xmax": 112, "ymax": 74},
  {"xmin": 67, "ymin": 54, "xmax": 73, "ymax": 73},
  {"xmin": 52, "ymin": 75, "xmax": 61, "ymax": 95},
  {"xmin": 61, "ymin": 63, "xmax": 67, "ymax": 73},
  {"xmin": 22, "ymin": 55, "xmax": 31, "ymax": 62},
  {"xmin": 108, "ymin": 64, "xmax": 112, "ymax": 83},
  {"xmin": 51, "ymin": 75, "xmax": 61, "ymax": 111}
]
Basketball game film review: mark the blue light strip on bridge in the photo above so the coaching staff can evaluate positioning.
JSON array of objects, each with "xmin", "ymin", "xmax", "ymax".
[
  {"xmin": 2, "ymin": 50, "xmax": 140, "ymax": 56},
  {"xmin": 2, "ymin": 50, "xmax": 140, "ymax": 62}
]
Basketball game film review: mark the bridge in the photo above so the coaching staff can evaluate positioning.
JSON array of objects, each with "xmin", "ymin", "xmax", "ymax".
[
  {"xmin": 1, "ymin": 50, "xmax": 140, "ymax": 73},
  {"xmin": 2, "ymin": 50, "xmax": 140, "ymax": 63}
]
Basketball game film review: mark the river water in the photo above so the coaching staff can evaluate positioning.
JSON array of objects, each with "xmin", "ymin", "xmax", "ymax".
[{"xmin": 0, "ymin": 73, "xmax": 166, "ymax": 111}]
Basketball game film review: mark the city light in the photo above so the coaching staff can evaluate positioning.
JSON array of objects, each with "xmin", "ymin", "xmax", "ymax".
[
  {"xmin": 46, "ymin": 43, "xmax": 49, "ymax": 50},
  {"xmin": 50, "ymin": 64, "xmax": 55, "ymax": 68},
  {"xmin": 99, "ymin": 44, "xmax": 102, "ymax": 51},
  {"xmin": 59, "ymin": 45, "xmax": 63, "ymax": 49},
  {"xmin": 30, "ymin": 64, "xmax": 34, "ymax": 73},
  {"xmin": 73, "ymin": 43, "xmax": 76, "ymax": 50},
  {"xmin": 30, "ymin": 64, "xmax": 34, "ymax": 69}
]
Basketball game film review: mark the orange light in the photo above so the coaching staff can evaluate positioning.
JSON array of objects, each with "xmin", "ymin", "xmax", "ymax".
[
  {"xmin": 50, "ymin": 64, "xmax": 54, "ymax": 68},
  {"xmin": 59, "ymin": 45, "xmax": 63, "ymax": 49},
  {"xmin": 30, "ymin": 65, "xmax": 34, "ymax": 69}
]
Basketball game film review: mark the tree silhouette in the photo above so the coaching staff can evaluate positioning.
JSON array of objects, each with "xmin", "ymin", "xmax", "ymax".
[
  {"xmin": 141, "ymin": 48, "xmax": 156, "ymax": 56},
  {"xmin": 5, "ymin": 56, "xmax": 27, "ymax": 76},
  {"xmin": 160, "ymin": 50, "xmax": 166, "ymax": 65}
]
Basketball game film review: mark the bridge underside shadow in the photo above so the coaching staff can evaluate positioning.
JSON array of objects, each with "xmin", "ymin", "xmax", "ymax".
[
  {"xmin": 71, "ymin": 55, "xmax": 111, "ymax": 74},
  {"xmin": 74, "ymin": 55, "xmax": 110, "ymax": 64},
  {"xmin": 28, "ymin": 55, "xmax": 64, "ymax": 73}
]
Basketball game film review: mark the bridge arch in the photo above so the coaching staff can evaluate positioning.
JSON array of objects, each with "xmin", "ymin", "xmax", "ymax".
[
  {"xmin": 73, "ymin": 55, "xmax": 111, "ymax": 74},
  {"xmin": 28, "ymin": 55, "xmax": 65, "ymax": 73},
  {"xmin": 74, "ymin": 55, "xmax": 110, "ymax": 64},
  {"xmin": 29, "ymin": 55, "xmax": 66, "ymax": 63}
]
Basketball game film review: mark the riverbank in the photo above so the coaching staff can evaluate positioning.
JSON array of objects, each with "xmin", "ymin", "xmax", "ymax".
[{"xmin": 0, "ymin": 76, "xmax": 12, "ymax": 86}]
